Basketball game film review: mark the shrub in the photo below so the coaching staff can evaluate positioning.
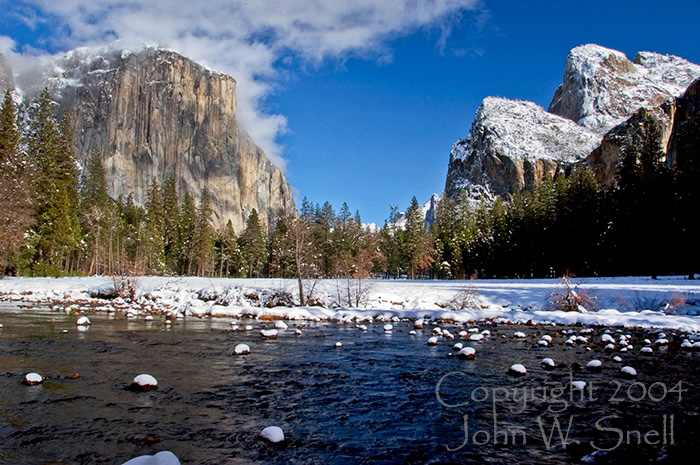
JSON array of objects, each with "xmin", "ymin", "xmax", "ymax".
[
  {"xmin": 445, "ymin": 276, "xmax": 481, "ymax": 311},
  {"xmin": 547, "ymin": 274, "xmax": 596, "ymax": 312},
  {"xmin": 112, "ymin": 275, "xmax": 140, "ymax": 301}
]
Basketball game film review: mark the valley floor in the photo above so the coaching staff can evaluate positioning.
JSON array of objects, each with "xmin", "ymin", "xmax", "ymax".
[{"xmin": 1, "ymin": 275, "xmax": 700, "ymax": 332}]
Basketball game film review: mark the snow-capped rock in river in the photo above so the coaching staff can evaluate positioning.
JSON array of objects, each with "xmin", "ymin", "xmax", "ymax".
[
  {"xmin": 234, "ymin": 344, "xmax": 250, "ymax": 355},
  {"xmin": 260, "ymin": 426, "xmax": 285, "ymax": 443},
  {"xmin": 23, "ymin": 372, "xmax": 44, "ymax": 385},
  {"xmin": 261, "ymin": 329, "xmax": 278, "ymax": 339},
  {"xmin": 129, "ymin": 374, "xmax": 158, "ymax": 391},
  {"xmin": 121, "ymin": 451, "xmax": 180, "ymax": 465},
  {"xmin": 507, "ymin": 364, "xmax": 527, "ymax": 376}
]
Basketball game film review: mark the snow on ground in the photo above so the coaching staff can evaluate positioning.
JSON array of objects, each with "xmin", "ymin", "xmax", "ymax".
[{"xmin": 1, "ymin": 276, "xmax": 699, "ymax": 331}]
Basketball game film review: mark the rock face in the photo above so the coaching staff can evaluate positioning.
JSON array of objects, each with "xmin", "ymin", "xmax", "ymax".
[
  {"xmin": 446, "ymin": 45, "xmax": 700, "ymax": 199},
  {"xmin": 667, "ymin": 78, "xmax": 700, "ymax": 168},
  {"xmin": 445, "ymin": 98, "xmax": 601, "ymax": 198},
  {"xmin": 30, "ymin": 44, "xmax": 293, "ymax": 231},
  {"xmin": 585, "ymin": 104, "xmax": 675, "ymax": 188}
]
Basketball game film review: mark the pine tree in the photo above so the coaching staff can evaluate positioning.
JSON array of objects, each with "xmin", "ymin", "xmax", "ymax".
[
  {"xmin": 564, "ymin": 165, "xmax": 600, "ymax": 275},
  {"xmin": 216, "ymin": 219, "xmax": 243, "ymax": 277},
  {"xmin": 637, "ymin": 121, "xmax": 672, "ymax": 278},
  {"xmin": 239, "ymin": 209, "xmax": 267, "ymax": 277},
  {"xmin": 610, "ymin": 120, "xmax": 672, "ymax": 277},
  {"xmin": 144, "ymin": 178, "xmax": 166, "ymax": 273},
  {"xmin": 380, "ymin": 204, "xmax": 406, "ymax": 279},
  {"xmin": 332, "ymin": 202, "xmax": 361, "ymax": 277},
  {"xmin": 177, "ymin": 191, "xmax": 197, "ymax": 275},
  {"xmin": 80, "ymin": 148, "xmax": 113, "ymax": 275},
  {"xmin": 489, "ymin": 197, "xmax": 509, "ymax": 277},
  {"xmin": 161, "ymin": 175, "xmax": 180, "ymax": 272},
  {"xmin": 0, "ymin": 89, "xmax": 34, "ymax": 273},
  {"xmin": 194, "ymin": 187, "xmax": 215, "ymax": 276},
  {"xmin": 672, "ymin": 114, "xmax": 700, "ymax": 279},
  {"xmin": 315, "ymin": 201, "xmax": 335, "ymax": 277},
  {"xmin": 57, "ymin": 113, "xmax": 80, "ymax": 212},
  {"xmin": 300, "ymin": 197, "xmax": 315, "ymax": 220},
  {"xmin": 118, "ymin": 194, "xmax": 147, "ymax": 273},
  {"xmin": 24, "ymin": 89, "xmax": 81, "ymax": 275},
  {"xmin": 404, "ymin": 196, "xmax": 433, "ymax": 279},
  {"xmin": 269, "ymin": 215, "xmax": 294, "ymax": 278}
]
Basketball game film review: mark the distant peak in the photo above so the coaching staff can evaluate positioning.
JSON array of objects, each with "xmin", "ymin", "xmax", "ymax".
[{"xmin": 570, "ymin": 44, "xmax": 629, "ymax": 60}]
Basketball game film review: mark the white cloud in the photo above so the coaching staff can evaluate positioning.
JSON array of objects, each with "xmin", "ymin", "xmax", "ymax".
[{"xmin": 5, "ymin": 0, "xmax": 482, "ymax": 169}]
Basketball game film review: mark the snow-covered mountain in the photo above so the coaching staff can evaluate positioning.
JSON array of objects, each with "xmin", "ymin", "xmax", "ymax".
[
  {"xmin": 550, "ymin": 44, "xmax": 700, "ymax": 133},
  {"xmin": 389, "ymin": 193, "xmax": 441, "ymax": 229},
  {"xmin": 445, "ymin": 44, "xmax": 700, "ymax": 200},
  {"xmin": 445, "ymin": 97, "xmax": 601, "ymax": 198}
]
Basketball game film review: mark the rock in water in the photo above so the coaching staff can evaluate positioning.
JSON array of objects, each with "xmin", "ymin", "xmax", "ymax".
[
  {"xmin": 23, "ymin": 372, "xmax": 44, "ymax": 385},
  {"xmin": 260, "ymin": 426, "xmax": 285, "ymax": 443},
  {"xmin": 261, "ymin": 329, "xmax": 279, "ymax": 339},
  {"xmin": 586, "ymin": 360, "xmax": 603, "ymax": 371},
  {"xmin": 571, "ymin": 381, "xmax": 587, "ymax": 390},
  {"xmin": 457, "ymin": 347, "xmax": 476, "ymax": 360},
  {"xmin": 120, "ymin": 451, "xmax": 180, "ymax": 465},
  {"xmin": 234, "ymin": 344, "xmax": 250, "ymax": 355},
  {"xmin": 507, "ymin": 364, "xmax": 527, "ymax": 376},
  {"xmin": 129, "ymin": 374, "xmax": 158, "ymax": 391}
]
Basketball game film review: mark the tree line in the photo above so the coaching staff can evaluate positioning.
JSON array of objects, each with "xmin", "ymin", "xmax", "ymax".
[
  {"xmin": 1, "ymin": 88, "xmax": 697, "ymax": 279},
  {"xmin": 430, "ymin": 119, "xmax": 699, "ymax": 280}
]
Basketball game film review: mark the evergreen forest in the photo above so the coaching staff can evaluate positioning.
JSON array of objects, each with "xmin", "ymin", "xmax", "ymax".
[{"xmin": 0, "ymin": 89, "xmax": 698, "ymax": 280}]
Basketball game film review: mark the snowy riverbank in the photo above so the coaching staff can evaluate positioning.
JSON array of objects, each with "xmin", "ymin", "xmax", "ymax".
[{"xmin": 1, "ymin": 276, "xmax": 700, "ymax": 332}]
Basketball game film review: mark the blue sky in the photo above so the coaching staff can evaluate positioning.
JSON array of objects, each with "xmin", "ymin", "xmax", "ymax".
[{"xmin": 1, "ymin": 0, "xmax": 699, "ymax": 225}]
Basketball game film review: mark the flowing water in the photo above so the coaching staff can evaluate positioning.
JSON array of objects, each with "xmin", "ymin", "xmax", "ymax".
[{"xmin": 1, "ymin": 304, "xmax": 699, "ymax": 464}]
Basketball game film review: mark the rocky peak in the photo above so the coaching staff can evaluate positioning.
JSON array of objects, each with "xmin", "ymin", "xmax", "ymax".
[
  {"xmin": 445, "ymin": 97, "xmax": 601, "ymax": 198},
  {"xmin": 19, "ymin": 43, "xmax": 294, "ymax": 232},
  {"xmin": 549, "ymin": 44, "xmax": 700, "ymax": 133},
  {"xmin": 634, "ymin": 51, "xmax": 700, "ymax": 97},
  {"xmin": 446, "ymin": 44, "xmax": 700, "ymax": 202}
]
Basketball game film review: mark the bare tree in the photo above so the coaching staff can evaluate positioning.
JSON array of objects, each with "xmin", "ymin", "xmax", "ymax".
[{"xmin": 284, "ymin": 212, "xmax": 321, "ymax": 306}]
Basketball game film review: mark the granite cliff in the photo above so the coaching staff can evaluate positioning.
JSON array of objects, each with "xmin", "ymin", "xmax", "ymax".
[{"xmin": 9, "ymin": 44, "xmax": 294, "ymax": 232}]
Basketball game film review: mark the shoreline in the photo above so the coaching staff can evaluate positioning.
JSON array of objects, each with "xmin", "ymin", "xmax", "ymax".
[{"xmin": 1, "ymin": 276, "xmax": 700, "ymax": 332}]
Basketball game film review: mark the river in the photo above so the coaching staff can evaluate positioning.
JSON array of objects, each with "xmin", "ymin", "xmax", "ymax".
[{"xmin": 1, "ymin": 304, "xmax": 699, "ymax": 464}]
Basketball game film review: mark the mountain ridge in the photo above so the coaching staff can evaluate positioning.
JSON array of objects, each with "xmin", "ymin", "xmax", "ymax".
[{"xmin": 445, "ymin": 44, "xmax": 700, "ymax": 200}]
